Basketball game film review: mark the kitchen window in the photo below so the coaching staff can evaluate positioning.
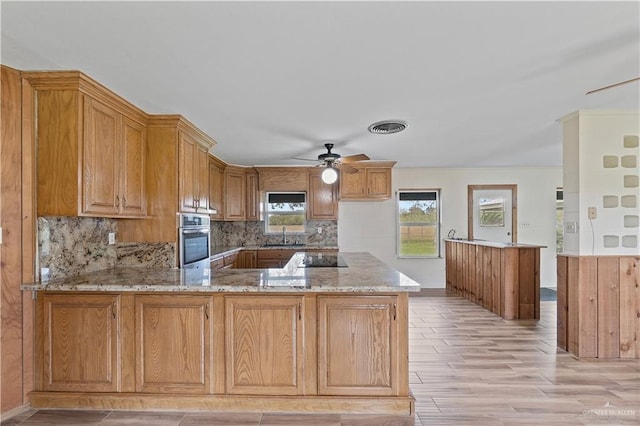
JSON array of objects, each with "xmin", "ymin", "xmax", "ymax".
[
  {"xmin": 397, "ymin": 190, "xmax": 440, "ymax": 258},
  {"xmin": 264, "ymin": 192, "xmax": 306, "ymax": 234}
]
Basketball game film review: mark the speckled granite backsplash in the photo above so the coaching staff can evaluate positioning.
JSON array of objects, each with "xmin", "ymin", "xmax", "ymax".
[
  {"xmin": 39, "ymin": 217, "xmax": 175, "ymax": 280},
  {"xmin": 39, "ymin": 217, "xmax": 336, "ymax": 280},
  {"xmin": 212, "ymin": 220, "xmax": 337, "ymax": 247}
]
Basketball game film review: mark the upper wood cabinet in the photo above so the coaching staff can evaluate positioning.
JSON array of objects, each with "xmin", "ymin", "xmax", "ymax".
[
  {"xmin": 118, "ymin": 115, "xmax": 216, "ymax": 244},
  {"xmin": 255, "ymin": 167, "xmax": 308, "ymax": 192},
  {"xmin": 308, "ymin": 169, "xmax": 338, "ymax": 220},
  {"xmin": 208, "ymin": 155, "xmax": 226, "ymax": 220},
  {"xmin": 37, "ymin": 293, "xmax": 121, "ymax": 392},
  {"xmin": 179, "ymin": 132, "xmax": 210, "ymax": 213},
  {"xmin": 317, "ymin": 295, "xmax": 400, "ymax": 396},
  {"xmin": 246, "ymin": 169, "xmax": 260, "ymax": 221},
  {"xmin": 339, "ymin": 162, "xmax": 396, "ymax": 201},
  {"xmin": 224, "ymin": 166, "xmax": 247, "ymax": 221},
  {"xmin": 27, "ymin": 72, "xmax": 148, "ymax": 218},
  {"xmin": 135, "ymin": 295, "xmax": 214, "ymax": 394},
  {"xmin": 224, "ymin": 295, "xmax": 305, "ymax": 395}
]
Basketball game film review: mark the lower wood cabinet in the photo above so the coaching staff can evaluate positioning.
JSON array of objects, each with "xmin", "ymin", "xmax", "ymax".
[
  {"xmin": 224, "ymin": 295, "xmax": 304, "ymax": 395},
  {"xmin": 39, "ymin": 293, "xmax": 120, "ymax": 392},
  {"xmin": 34, "ymin": 291, "xmax": 410, "ymax": 413},
  {"xmin": 135, "ymin": 295, "xmax": 213, "ymax": 394},
  {"xmin": 317, "ymin": 295, "xmax": 400, "ymax": 396}
]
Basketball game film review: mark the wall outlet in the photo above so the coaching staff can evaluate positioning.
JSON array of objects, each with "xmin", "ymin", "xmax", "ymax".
[
  {"xmin": 40, "ymin": 267, "xmax": 50, "ymax": 281},
  {"xmin": 588, "ymin": 206, "xmax": 597, "ymax": 220},
  {"xmin": 317, "ymin": 227, "xmax": 322, "ymax": 234},
  {"xmin": 108, "ymin": 232, "xmax": 116, "ymax": 245}
]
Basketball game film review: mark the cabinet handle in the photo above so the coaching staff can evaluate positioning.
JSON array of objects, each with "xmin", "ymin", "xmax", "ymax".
[
  {"xmin": 111, "ymin": 302, "xmax": 117, "ymax": 320},
  {"xmin": 115, "ymin": 195, "xmax": 120, "ymax": 207},
  {"xmin": 392, "ymin": 303, "xmax": 397, "ymax": 321},
  {"xmin": 122, "ymin": 196, "xmax": 127, "ymax": 208},
  {"xmin": 298, "ymin": 303, "xmax": 302, "ymax": 321},
  {"xmin": 205, "ymin": 304, "xmax": 209, "ymax": 320}
]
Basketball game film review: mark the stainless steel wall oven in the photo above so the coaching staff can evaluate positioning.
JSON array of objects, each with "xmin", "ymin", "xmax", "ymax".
[{"xmin": 178, "ymin": 213, "xmax": 211, "ymax": 269}]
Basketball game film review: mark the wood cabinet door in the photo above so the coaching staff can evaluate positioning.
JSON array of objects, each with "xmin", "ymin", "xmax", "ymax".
[
  {"xmin": 195, "ymin": 145, "xmax": 209, "ymax": 213},
  {"xmin": 178, "ymin": 132, "xmax": 198, "ymax": 213},
  {"xmin": 308, "ymin": 170, "xmax": 338, "ymax": 219},
  {"xmin": 225, "ymin": 296, "xmax": 304, "ymax": 395},
  {"xmin": 246, "ymin": 170, "xmax": 260, "ymax": 221},
  {"xmin": 135, "ymin": 295, "xmax": 213, "ymax": 394},
  {"xmin": 208, "ymin": 159, "xmax": 225, "ymax": 219},
  {"xmin": 366, "ymin": 168, "xmax": 392, "ymax": 199},
  {"xmin": 317, "ymin": 295, "xmax": 399, "ymax": 396},
  {"xmin": 120, "ymin": 116, "xmax": 147, "ymax": 216},
  {"xmin": 83, "ymin": 97, "xmax": 120, "ymax": 215},
  {"xmin": 236, "ymin": 250, "xmax": 257, "ymax": 268},
  {"xmin": 339, "ymin": 169, "xmax": 366, "ymax": 199},
  {"xmin": 224, "ymin": 169, "xmax": 246, "ymax": 220},
  {"xmin": 41, "ymin": 294, "xmax": 120, "ymax": 392}
]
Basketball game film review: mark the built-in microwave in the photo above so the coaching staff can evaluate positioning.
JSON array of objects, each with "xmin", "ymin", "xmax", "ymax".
[{"xmin": 178, "ymin": 213, "xmax": 211, "ymax": 269}]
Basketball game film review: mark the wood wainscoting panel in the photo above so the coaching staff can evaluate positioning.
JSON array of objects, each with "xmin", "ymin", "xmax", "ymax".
[
  {"xmin": 577, "ymin": 257, "xmax": 598, "ymax": 358},
  {"xmin": 556, "ymin": 255, "xmax": 568, "ymax": 350},
  {"xmin": 559, "ymin": 255, "xmax": 639, "ymax": 359},
  {"xmin": 619, "ymin": 257, "xmax": 640, "ymax": 358},
  {"xmin": 597, "ymin": 257, "xmax": 620, "ymax": 358}
]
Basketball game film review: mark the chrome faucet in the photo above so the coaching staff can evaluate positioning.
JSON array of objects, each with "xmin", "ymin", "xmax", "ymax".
[{"xmin": 282, "ymin": 226, "xmax": 287, "ymax": 245}]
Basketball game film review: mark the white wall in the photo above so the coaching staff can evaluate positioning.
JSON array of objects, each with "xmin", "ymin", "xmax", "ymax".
[
  {"xmin": 338, "ymin": 167, "xmax": 562, "ymax": 288},
  {"xmin": 561, "ymin": 110, "xmax": 640, "ymax": 256}
]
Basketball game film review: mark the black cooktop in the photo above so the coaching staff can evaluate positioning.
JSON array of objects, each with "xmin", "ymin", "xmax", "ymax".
[{"xmin": 299, "ymin": 253, "xmax": 348, "ymax": 268}]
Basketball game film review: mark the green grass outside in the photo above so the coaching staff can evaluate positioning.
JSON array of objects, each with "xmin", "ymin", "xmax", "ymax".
[{"xmin": 400, "ymin": 240, "xmax": 437, "ymax": 257}]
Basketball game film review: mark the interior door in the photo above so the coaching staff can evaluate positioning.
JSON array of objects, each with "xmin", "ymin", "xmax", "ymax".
[{"xmin": 468, "ymin": 185, "xmax": 517, "ymax": 243}]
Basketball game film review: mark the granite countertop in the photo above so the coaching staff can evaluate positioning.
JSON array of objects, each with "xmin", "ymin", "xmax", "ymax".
[
  {"xmin": 444, "ymin": 239, "xmax": 547, "ymax": 249},
  {"xmin": 22, "ymin": 252, "xmax": 421, "ymax": 293}
]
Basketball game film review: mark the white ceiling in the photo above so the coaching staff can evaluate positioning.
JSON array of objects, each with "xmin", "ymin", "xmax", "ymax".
[{"xmin": 2, "ymin": 1, "xmax": 639, "ymax": 168}]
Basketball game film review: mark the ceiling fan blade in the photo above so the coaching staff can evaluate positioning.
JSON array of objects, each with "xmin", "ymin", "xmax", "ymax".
[
  {"xmin": 337, "ymin": 163, "xmax": 359, "ymax": 174},
  {"xmin": 586, "ymin": 77, "xmax": 640, "ymax": 95},
  {"xmin": 341, "ymin": 153, "xmax": 370, "ymax": 163}
]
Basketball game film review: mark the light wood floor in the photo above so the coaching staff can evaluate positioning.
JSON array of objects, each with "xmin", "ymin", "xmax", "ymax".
[{"xmin": 3, "ymin": 290, "xmax": 638, "ymax": 425}]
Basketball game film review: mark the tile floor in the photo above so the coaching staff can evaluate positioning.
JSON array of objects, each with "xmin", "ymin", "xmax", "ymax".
[{"xmin": 2, "ymin": 289, "xmax": 639, "ymax": 425}]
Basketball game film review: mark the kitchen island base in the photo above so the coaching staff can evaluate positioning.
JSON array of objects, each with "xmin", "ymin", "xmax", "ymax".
[{"xmin": 30, "ymin": 287, "xmax": 415, "ymax": 414}]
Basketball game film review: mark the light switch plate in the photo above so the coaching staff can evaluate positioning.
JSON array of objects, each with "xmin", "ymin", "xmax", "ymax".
[{"xmin": 108, "ymin": 232, "xmax": 116, "ymax": 245}]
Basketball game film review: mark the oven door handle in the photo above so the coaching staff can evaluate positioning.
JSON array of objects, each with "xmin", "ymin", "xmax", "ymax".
[{"xmin": 181, "ymin": 228, "xmax": 210, "ymax": 235}]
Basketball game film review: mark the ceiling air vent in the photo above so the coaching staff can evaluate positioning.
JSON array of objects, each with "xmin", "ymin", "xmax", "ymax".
[{"xmin": 368, "ymin": 120, "xmax": 407, "ymax": 134}]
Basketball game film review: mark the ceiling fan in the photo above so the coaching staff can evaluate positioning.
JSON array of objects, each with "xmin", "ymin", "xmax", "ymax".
[{"xmin": 293, "ymin": 143, "xmax": 370, "ymax": 184}]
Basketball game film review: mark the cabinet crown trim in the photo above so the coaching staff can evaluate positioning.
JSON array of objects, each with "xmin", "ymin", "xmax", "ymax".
[
  {"xmin": 23, "ymin": 70, "xmax": 148, "ymax": 124},
  {"xmin": 148, "ymin": 115, "xmax": 217, "ymax": 149}
]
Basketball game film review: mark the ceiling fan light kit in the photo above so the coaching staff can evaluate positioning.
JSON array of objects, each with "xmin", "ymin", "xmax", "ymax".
[{"xmin": 321, "ymin": 166, "xmax": 339, "ymax": 184}]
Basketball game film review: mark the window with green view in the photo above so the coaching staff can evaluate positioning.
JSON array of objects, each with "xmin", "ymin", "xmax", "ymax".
[
  {"xmin": 265, "ymin": 192, "xmax": 306, "ymax": 234},
  {"xmin": 397, "ymin": 190, "xmax": 440, "ymax": 258}
]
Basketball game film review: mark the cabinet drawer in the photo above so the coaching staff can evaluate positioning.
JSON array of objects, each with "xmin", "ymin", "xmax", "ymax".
[
  {"xmin": 210, "ymin": 256, "xmax": 224, "ymax": 270},
  {"xmin": 224, "ymin": 252, "xmax": 239, "ymax": 266},
  {"xmin": 257, "ymin": 249, "xmax": 296, "ymax": 260}
]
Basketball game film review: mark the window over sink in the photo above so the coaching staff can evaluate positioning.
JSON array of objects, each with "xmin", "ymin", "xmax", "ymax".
[{"xmin": 265, "ymin": 192, "xmax": 306, "ymax": 234}]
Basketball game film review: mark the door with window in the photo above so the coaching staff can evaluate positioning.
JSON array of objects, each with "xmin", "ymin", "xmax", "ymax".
[{"xmin": 468, "ymin": 185, "xmax": 517, "ymax": 243}]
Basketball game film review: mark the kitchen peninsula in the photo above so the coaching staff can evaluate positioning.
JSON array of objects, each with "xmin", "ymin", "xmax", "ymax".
[
  {"xmin": 23, "ymin": 252, "xmax": 419, "ymax": 415},
  {"xmin": 445, "ymin": 239, "xmax": 545, "ymax": 320}
]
